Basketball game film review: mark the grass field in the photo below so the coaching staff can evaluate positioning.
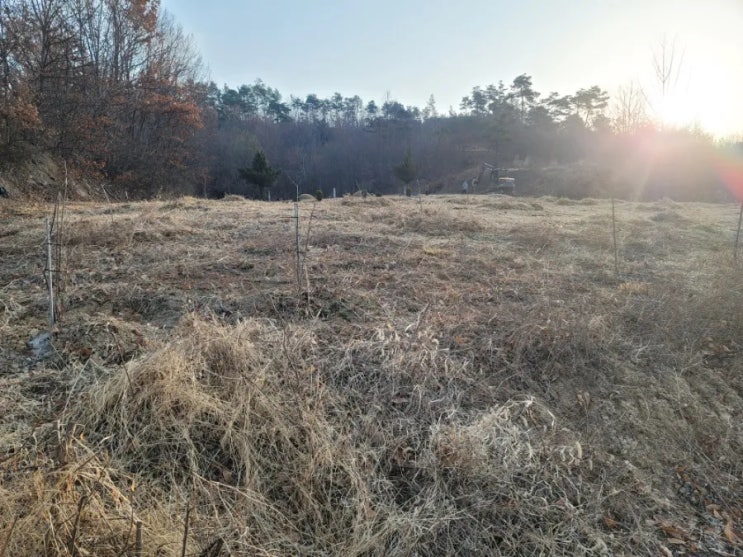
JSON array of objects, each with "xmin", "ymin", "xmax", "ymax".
[{"xmin": 1, "ymin": 194, "xmax": 742, "ymax": 556}]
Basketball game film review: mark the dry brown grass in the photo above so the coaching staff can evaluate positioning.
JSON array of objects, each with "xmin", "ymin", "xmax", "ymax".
[{"xmin": 1, "ymin": 194, "xmax": 742, "ymax": 555}]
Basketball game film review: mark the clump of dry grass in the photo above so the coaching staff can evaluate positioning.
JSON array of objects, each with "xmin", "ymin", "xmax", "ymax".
[
  {"xmin": 159, "ymin": 197, "xmax": 209, "ymax": 212},
  {"xmin": 0, "ymin": 433, "xmax": 184, "ymax": 557},
  {"xmin": 484, "ymin": 199, "xmax": 540, "ymax": 211},
  {"xmin": 0, "ymin": 292, "xmax": 23, "ymax": 336},
  {"xmin": 555, "ymin": 197, "xmax": 581, "ymax": 205},
  {"xmin": 648, "ymin": 209, "xmax": 690, "ymax": 223},
  {"xmin": 0, "ymin": 313, "xmax": 670, "ymax": 555},
  {"xmin": 65, "ymin": 315, "xmax": 423, "ymax": 555},
  {"xmin": 425, "ymin": 399, "xmax": 619, "ymax": 554},
  {"xmin": 220, "ymin": 194, "xmax": 245, "ymax": 202},
  {"xmin": 341, "ymin": 195, "xmax": 390, "ymax": 207},
  {"xmin": 617, "ymin": 261, "xmax": 743, "ymax": 361},
  {"xmin": 488, "ymin": 302, "xmax": 613, "ymax": 382},
  {"xmin": 64, "ymin": 211, "xmax": 193, "ymax": 247},
  {"xmin": 400, "ymin": 210, "xmax": 485, "ymax": 235}
]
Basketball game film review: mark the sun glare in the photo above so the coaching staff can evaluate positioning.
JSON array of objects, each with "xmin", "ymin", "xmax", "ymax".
[
  {"xmin": 652, "ymin": 88, "xmax": 728, "ymax": 136},
  {"xmin": 651, "ymin": 55, "xmax": 739, "ymax": 138},
  {"xmin": 653, "ymin": 89, "xmax": 739, "ymax": 138},
  {"xmin": 656, "ymin": 93, "xmax": 697, "ymax": 128}
]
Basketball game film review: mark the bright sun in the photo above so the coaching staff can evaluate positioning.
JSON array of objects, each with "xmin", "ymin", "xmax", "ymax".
[
  {"xmin": 656, "ymin": 93, "xmax": 698, "ymax": 128},
  {"xmin": 653, "ymin": 89, "xmax": 727, "ymax": 136},
  {"xmin": 650, "ymin": 59, "xmax": 738, "ymax": 138}
]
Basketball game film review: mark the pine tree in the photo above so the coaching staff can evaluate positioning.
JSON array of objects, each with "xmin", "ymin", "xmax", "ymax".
[
  {"xmin": 393, "ymin": 149, "xmax": 417, "ymax": 187},
  {"xmin": 239, "ymin": 150, "xmax": 280, "ymax": 199}
]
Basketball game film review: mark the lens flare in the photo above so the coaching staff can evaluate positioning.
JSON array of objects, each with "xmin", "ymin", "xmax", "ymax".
[{"xmin": 715, "ymin": 150, "xmax": 743, "ymax": 201}]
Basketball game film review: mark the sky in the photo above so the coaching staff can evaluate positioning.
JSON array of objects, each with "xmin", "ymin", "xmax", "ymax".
[{"xmin": 161, "ymin": 0, "xmax": 743, "ymax": 137}]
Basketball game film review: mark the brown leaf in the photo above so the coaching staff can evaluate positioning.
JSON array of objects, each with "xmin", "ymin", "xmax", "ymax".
[
  {"xmin": 724, "ymin": 521, "xmax": 741, "ymax": 545},
  {"xmin": 660, "ymin": 523, "xmax": 686, "ymax": 540},
  {"xmin": 603, "ymin": 515, "xmax": 618, "ymax": 529}
]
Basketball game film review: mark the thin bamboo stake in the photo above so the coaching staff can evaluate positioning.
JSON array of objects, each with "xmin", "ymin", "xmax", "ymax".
[
  {"xmin": 135, "ymin": 521, "xmax": 142, "ymax": 557},
  {"xmin": 55, "ymin": 162, "xmax": 68, "ymax": 318},
  {"xmin": 294, "ymin": 202, "xmax": 301, "ymax": 291},
  {"xmin": 45, "ymin": 217, "xmax": 55, "ymax": 332},
  {"xmin": 611, "ymin": 198, "xmax": 619, "ymax": 277},
  {"xmin": 301, "ymin": 201, "xmax": 317, "ymax": 291},
  {"xmin": 180, "ymin": 504, "xmax": 191, "ymax": 557},
  {"xmin": 735, "ymin": 202, "xmax": 743, "ymax": 262}
]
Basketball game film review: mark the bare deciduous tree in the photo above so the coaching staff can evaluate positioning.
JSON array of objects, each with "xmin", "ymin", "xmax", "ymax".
[
  {"xmin": 652, "ymin": 35, "xmax": 685, "ymax": 99},
  {"xmin": 613, "ymin": 82, "xmax": 647, "ymax": 134}
]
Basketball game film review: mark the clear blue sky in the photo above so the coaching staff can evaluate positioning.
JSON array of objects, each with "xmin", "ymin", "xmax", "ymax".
[{"xmin": 162, "ymin": 0, "xmax": 743, "ymax": 136}]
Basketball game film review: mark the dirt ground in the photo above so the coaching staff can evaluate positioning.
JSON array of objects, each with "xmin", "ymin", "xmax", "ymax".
[{"xmin": 1, "ymin": 194, "xmax": 742, "ymax": 555}]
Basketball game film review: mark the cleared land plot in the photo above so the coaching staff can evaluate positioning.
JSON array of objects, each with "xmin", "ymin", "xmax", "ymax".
[{"xmin": 1, "ymin": 195, "xmax": 742, "ymax": 555}]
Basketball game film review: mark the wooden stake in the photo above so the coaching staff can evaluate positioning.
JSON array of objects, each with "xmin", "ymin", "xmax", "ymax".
[
  {"xmin": 56, "ymin": 163, "xmax": 68, "ymax": 316},
  {"xmin": 180, "ymin": 504, "xmax": 190, "ymax": 557},
  {"xmin": 135, "ymin": 520, "xmax": 142, "ymax": 557},
  {"xmin": 611, "ymin": 198, "xmax": 619, "ymax": 277},
  {"xmin": 294, "ymin": 202, "xmax": 301, "ymax": 291},
  {"xmin": 735, "ymin": 202, "xmax": 743, "ymax": 262},
  {"xmin": 45, "ymin": 217, "xmax": 55, "ymax": 332}
]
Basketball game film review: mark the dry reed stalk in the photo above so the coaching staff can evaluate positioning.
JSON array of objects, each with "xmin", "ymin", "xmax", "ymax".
[
  {"xmin": 0, "ymin": 516, "xmax": 18, "ymax": 557},
  {"xmin": 67, "ymin": 494, "xmax": 88, "ymax": 556}
]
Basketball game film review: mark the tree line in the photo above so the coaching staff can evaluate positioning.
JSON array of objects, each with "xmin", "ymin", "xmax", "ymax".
[
  {"xmin": 0, "ymin": 1, "xmax": 733, "ymax": 201},
  {"xmin": 0, "ymin": 0, "xmax": 211, "ymax": 194}
]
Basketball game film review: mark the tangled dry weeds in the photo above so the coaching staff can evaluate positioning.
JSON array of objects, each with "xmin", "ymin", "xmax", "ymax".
[{"xmin": 1, "ymin": 194, "xmax": 742, "ymax": 555}]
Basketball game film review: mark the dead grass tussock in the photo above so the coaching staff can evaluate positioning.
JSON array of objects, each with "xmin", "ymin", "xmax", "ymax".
[
  {"xmin": 69, "ymin": 315, "xmax": 424, "ymax": 555},
  {"xmin": 0, "ymin": 434, "xmax": 184, "ymax": 557},
  {"xmin": 618, "ymin": 262, "xmax": 743, "ymax": 364},
  {"xmin": 649, "ymin": 208, "xmax": 690, "ymax": 223},
  {"xmin": 322, "ymin": 321, "xmax": 467, "ymax": 416},
  {"xmin": 0, "ymin": 293, "xmax": 23, "ymax": 335},
  {"xmin": 426, "ymin": 399, "xmax": 621, "ymax": 554},
  {"xmin": 64, "ymin": 211, "xmax": 194, "ymax": 247},
  {"xmin": 55, "ymin": 315, "xmax": 149, "ymax": 365},
  {"xmin": 555, "ymin": 197, "xmax": 582, "ymax": 206},
  {"xmin": 400, "ymin": 209, "xmax": 485, "ymax": 235},
  {"xmin": 482, "ymin": 298, "xmax": 615, "ymax": 384},
  {"xmin": 505, "ymin": 223, "xmax": 562, "ymax": 252},
  {"xmin": 484, "ymin": 199, "xmax": 542, "ymax": 211},
  {"xmin": 340, "ymin": 195, "xmax": 390, "ymax": 207},
  {"xmin": 220, "ymin": 194, "xmax": 246, "ymax": 202}
]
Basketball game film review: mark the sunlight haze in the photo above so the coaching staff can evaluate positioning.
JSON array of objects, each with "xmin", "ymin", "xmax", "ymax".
[{"xmin": 162, "ymin": 0, "xmax": 743, "ymax": 137}]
